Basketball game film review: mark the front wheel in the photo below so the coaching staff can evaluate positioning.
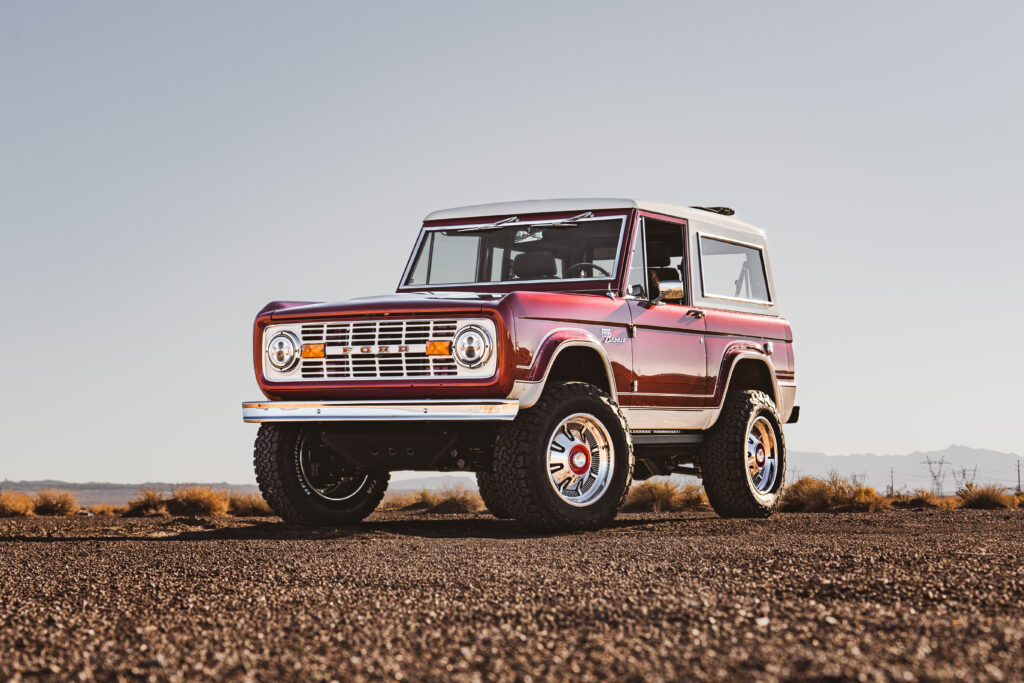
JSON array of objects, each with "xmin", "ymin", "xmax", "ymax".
[
  {"xmin": 254, "ymin": 424, "xmax": 389, "ymax": 526},
  {"xmin": 700, "ymin": 390, "xmax": 786, "ymax": 518},
  {"xmin": 475, "ymin": 471, "xmax": 514, "ymax": 519},
  {"xmin": 493, "ymin": 381, "xmax": 633, "ymax": 532}
]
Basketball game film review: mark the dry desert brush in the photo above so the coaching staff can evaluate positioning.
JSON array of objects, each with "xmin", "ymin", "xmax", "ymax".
[
  {"xmin": 124, "ymin": 488, "xmax": 169, "ymax": 517},
  {"xmin": 623, "ymin": 480, "xmax": 709, "ymax": 512},
  {"xmin": 88, "ymin": 503, "xmax": 128, "ymax": 517},
  {"xmin": 227, "ymin": 492, "xmax": 272, "ymax": 516},
  {"xmin": 956, "ymin": 483, "xmax": 1018, "ymax": 510},
  {"xmin": 33, "ymin": 489, "xmax": 79, "ymax": 516},
  {"xmin": 780, "ymin": 473, "xmax": 890, "ymax": 513},
  {"xmin": 421, "ymin": 486, "xmax": 484, "ymax": 514},
  {"xmin": 0, "ymin": 490, "xmax": 35, "ymax": 517},
  {"xmin": 380, "ymin": 487, "xmax": 484, "ymax": 514},
  {"xmin": 888, "ymin": 488, "xmax": 941, "ymax": 510},
  {"xmin": 380, "ymin": 489, "xmax": 442, "ymax": 511},
  {"xmin": 166, "ymin": 486, "xmax": 230, "ymax": 516}
]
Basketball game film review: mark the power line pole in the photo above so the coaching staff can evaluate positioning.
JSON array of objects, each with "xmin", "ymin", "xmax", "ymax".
[
  {"xmin": 887, "ymin": 467, "xmax": 895, "ymax": 496},
  {"xmin": 923, "ymin": 456, "xmax": 947, "ymax": 497},
  {"xmin": 1017, "ymin": 460, "xmax": 1021, "ymax": 494},
  {"xmin": 952, "ymin": 466, "xmax": 978, "ymax": 491}
]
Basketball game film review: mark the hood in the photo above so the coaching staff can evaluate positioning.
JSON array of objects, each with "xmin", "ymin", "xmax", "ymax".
[{"xmin": 267, "ymin": 292, "xmax": 508, "ymax": 321}]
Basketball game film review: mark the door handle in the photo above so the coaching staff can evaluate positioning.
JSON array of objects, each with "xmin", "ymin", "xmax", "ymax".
[{"xmin": 687, "ymin": 309, "xmax": 705, "ymax": 319}]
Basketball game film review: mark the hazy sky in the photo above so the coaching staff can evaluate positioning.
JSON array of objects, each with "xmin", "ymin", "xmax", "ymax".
[{"xmin": 2, "ymin": 1, "xmax": 1022, "ymax": 483}]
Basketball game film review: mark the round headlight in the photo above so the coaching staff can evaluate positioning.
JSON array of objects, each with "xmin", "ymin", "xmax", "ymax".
[
  {"xmin": 452, "ymin": 325, "xmax": 492, "ymax": 369},
  {"xmin": 266, "ymin": 331, "xmax": 300, "ymax": 371}
]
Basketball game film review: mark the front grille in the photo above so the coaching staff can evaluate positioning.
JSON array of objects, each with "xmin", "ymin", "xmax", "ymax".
[{"xmin": 298, "ymin": 318, "xmax": 460, "ymax": 380}]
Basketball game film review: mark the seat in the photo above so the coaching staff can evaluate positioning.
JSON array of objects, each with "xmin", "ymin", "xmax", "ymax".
[
  {"xmin": 512, "ymin": 250, "xmax": 557, "ymax": 279},
  {"xmin": 645, "ymin": 242, "xmax": 680, "ymax": 294}
]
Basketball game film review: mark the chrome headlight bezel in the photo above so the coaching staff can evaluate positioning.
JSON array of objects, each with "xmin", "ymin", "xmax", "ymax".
[
  {"xmin": 451, "ymin": 324, "xmax": 493, "ymax": 369},
  {"xmin": 265, "ymin": 330, "xmax": 300, "ymax": 372}
]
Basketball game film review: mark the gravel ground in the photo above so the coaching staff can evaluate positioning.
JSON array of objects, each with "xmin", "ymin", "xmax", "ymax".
[{"xmin": 1, "ymin": 510, "xmax": 1022, "ymax": 682}]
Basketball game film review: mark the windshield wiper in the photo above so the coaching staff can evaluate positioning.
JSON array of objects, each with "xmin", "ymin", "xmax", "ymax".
[
  {"xmin": 456, "ymin": 216, "xmax": 519, "ymax": 232},
  {"xmin": 529, "ymin": 211, "xmax": 594, "ymax": 228},
  {"xmin": 454, "ymin": 211, "xmax": 595, "ymax": 233}
]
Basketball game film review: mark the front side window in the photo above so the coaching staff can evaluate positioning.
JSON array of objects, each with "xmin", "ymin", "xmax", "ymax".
[
  {"xmin": 642, "ymin": 219, "xmax": 686, "ymax": 300},
  {"xmin": 625, "ymin": 219, "xmax": 686, "ymax": 300},
  {"xmin": 404, "ymin": 217, "xmax": 625, "ymax": 287},
  {"xmin": 699, "ymin": 236, "xmax": 771, "ymax": 302}
]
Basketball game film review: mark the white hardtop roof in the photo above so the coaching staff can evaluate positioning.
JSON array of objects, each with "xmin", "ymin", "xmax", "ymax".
[{"xmin": 424, "ymin": 198, "xmax": 765, "ymax": 237}]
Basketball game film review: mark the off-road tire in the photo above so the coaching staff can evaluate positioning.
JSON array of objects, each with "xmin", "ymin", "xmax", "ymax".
[
  {"xmin": 254, "ymin": 424, "xmax": 389, "ymax": 526},
  {"xmin": 493, "ymin": 381, "xmax": 633, "ymax": 532},
  {"xmin": 700, "ymin": 389, "xmax": 786, "ymax": 518},
  {"xmin": 475, "ymin": 472, "xmax": 514, "ymax": 519}
]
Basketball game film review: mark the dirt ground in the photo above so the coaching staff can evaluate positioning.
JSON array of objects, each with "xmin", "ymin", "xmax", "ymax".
[{"xmin": 1, "ymin": 510, "xmax": 1022, "ymax": 682}]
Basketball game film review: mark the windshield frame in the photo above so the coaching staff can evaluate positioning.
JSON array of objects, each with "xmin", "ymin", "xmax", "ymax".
[{"xmin": 398, "ymin": 213, "xmax": 629, "ymax": 292}]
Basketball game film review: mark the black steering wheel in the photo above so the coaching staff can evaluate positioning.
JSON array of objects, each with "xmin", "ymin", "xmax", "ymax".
[{"xmin": 564, "ymin": 262, "xmax": 611, "ymax": 278}]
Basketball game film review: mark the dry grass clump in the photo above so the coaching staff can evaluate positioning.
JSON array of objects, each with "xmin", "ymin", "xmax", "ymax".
[
  {"xmin": 422, "ymin": 486, "xmax": 484, "ymax": 514},
  {"xmin": 33, "ymin": 489, "xmax": 79, "ymax": 516},
  {"xmin": 674, "ymin": 483, "xmax": 710, "ymax": 510},
  {"xmin": 888, "ymin": 488, "xmax": 940, "ymax": 510},
  {"xmin": 88, "ymin": 504, "xmax": 128, "ymax": 516},
  {"xmin": 780, "ymin": 474, "xmax": 890, "ymax": 513},
  {"xmin": 0, "ymin": 490, "xmax": 35, "ymax": 517},
  {"xmin": 166, "ymin": 486, "xmax": 230, "ymax": 516},
  {"xmin": 623, "ymin": 480, "xmax": 709, "ymax": 512},
  {"xmin": 126, "ymin": 487, "xmax": 271, "ymax": 517},
  {"xmin": 124, "ymin": 488, "xmax": 169, "ymax": 517},
  {"xmin": 228, "ymin": 492, "xmax": 272, "ymax": 516},
  {"xmin": 377, "ymin": 492, "xmax": 412, "ymax": 510},
  {"xmin": 380, "ymin": 489, "xmax": 441, "ymax": 510},
  {"xmin": 380, "ymin": 487, "xmax": 484, "ymax": 514},
  {"xmin": 956, "ymin": 484, "xmax": 1017, "ymax": 510}
]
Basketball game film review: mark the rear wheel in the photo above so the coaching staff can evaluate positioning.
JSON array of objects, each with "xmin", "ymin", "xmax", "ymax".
[
  {"xmin": 700, "ymin": 390, "xmax": 786, "ymax": 518},
  {"xmin": 493, "ymin": 381, "xmax": 633, "ymax": 532},
  {"xmin": 254, "ymin": 424, "xmax": 389, "ymax": 526}
]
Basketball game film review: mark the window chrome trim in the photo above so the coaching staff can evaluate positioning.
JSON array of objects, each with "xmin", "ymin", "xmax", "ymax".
[
  {"xmin": 696, "ymin": 232, "xmax": 774, "ymax": 305},
  {"xmin": 398, "ymin": 215, "xmax": 627, "ymax": 290}
]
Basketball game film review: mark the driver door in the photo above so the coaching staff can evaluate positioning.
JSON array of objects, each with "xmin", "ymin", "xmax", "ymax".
[{"xmin": 623, "ymin": 217, "xmax": 708, "ymax": 427}]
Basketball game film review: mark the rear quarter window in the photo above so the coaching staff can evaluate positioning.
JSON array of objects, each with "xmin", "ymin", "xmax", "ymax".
[{"xmin": 699, "ymin": 236, "xmax": 771, "ymax": 303}]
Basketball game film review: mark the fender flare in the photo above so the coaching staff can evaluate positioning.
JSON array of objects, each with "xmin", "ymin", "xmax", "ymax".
[
  {"xmin": 512, "ymin": 329, "xmax": 618, "ymax": 409},
  {"xmin": 706, "ymin": 344, "xmax": 783, "ymax": 427}
]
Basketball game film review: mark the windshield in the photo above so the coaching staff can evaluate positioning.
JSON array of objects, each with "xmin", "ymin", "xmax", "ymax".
[{"xmin": 403, "ymin": 217, "xmax": 625, "ymax": 287}]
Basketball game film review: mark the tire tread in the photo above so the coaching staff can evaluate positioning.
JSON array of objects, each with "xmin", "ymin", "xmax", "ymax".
[
  {"xmin": 700, "ymin": 390, "xmax": 785, "ymax": 518},
  {"xmin": 253, "ymin": 424, "xmax": 389, "ymax": 526},
  {"xmin": 493, "ymin": 382, "xmax": 633, "ymax": 532}
]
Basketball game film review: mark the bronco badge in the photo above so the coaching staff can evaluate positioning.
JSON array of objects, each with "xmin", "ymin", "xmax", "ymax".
[{"xmin": 601, "ymin": 328, "xmax": 626, "ymax": 344}]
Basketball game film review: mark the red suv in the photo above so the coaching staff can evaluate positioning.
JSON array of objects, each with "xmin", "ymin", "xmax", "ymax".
[{"xmin": 243, "ymin": 199, "xmax": 798, "ymax": 531}]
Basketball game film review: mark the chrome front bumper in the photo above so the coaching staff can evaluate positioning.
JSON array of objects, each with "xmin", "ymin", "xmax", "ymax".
[{"xmin": 241, "ymin": 399, "xmax": 520, "ymax": 423}]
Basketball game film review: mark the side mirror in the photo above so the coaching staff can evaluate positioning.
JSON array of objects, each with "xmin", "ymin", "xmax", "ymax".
[{"xmin": 652, "ymin": 280, "xmax": 685, "ymax": 305}]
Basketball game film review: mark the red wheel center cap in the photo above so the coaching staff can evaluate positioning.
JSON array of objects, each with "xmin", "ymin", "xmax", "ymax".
[
  {"xmin": 568, "ymin": 445, "xmax": 591, "ymax": 475},
  {"xmin": 754, "ymin": 444, "xmax": 766, "ymax": 467}
]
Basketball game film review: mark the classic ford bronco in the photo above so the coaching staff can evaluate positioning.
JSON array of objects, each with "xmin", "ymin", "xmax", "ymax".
[{"xmin": 243, "ymin": 199, "xmax": 798, "ymax": 531}]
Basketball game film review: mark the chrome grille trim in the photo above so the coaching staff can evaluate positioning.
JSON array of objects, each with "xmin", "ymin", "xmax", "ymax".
[{"xmin": 261, "ymin": 318, "xmax": 497, "ymax": 382}]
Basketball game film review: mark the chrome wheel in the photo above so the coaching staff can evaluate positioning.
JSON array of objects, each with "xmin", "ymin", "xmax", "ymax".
[
  {"xmin": 546, "ymin": 413, "xmax": 615, "ymax": 507},
  {"xmin": 296, "ymin": 431, "xmax": 369, "ymax": 502},
  {"xmin": 746, "ymin": 416, "xmax": 780, "ymax": 494}
]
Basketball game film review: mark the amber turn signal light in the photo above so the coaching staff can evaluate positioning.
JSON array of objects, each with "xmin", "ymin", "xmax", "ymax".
[
  {"xmin": 301, "ymin": 343, "xmax": 325, "ymax": 359},
  {"xmin": 425, "ymin": 340, "xmax": 451, "ymax": 356}
]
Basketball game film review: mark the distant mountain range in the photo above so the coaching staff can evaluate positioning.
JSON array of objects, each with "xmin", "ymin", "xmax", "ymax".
[
  {"xmin": 3, "ymin": 446, "xmax": 1020, "ymax": 504},
  {"xmin": 788, "ymin": 445, "xmax": 1022, "ymax": 496}
]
